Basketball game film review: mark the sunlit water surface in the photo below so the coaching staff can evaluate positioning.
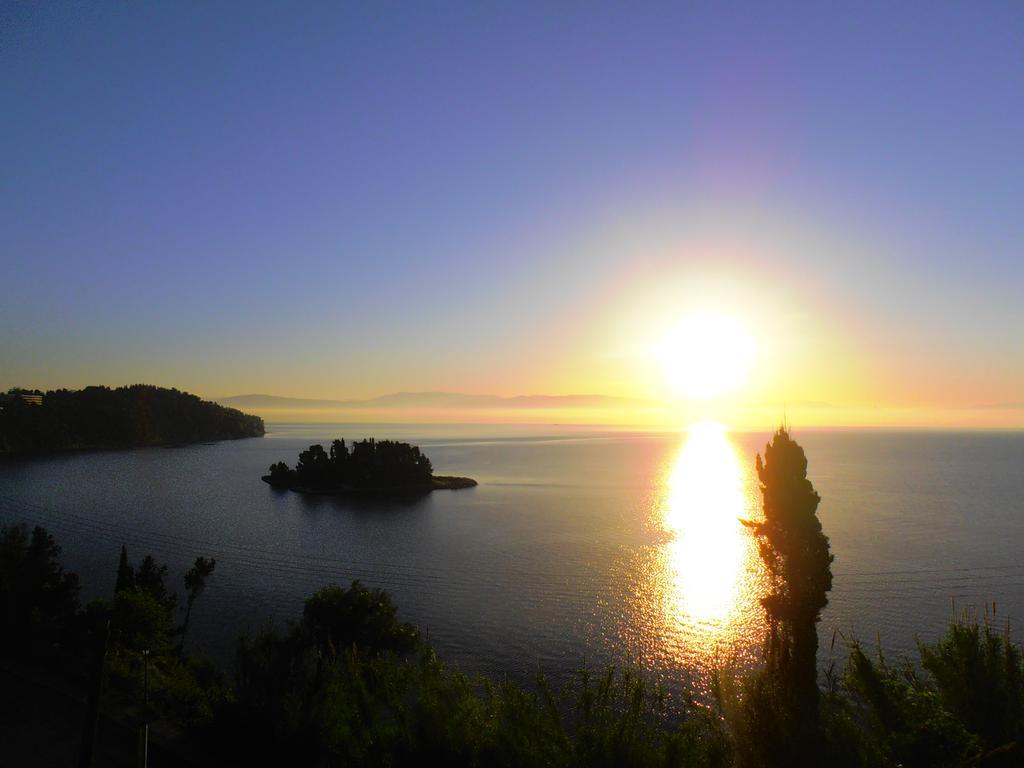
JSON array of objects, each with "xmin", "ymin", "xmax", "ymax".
[
  {"xmin": 621, "ymin": 421, "xmax": 766, "ymax": 686},
  {"xmin": 1, "ymin": 425, "xmax": 1022, "ymax": 707}
]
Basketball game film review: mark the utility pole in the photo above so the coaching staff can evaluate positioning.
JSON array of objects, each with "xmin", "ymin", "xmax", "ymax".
[
  {"xmin": 78, "ymin": 620, "xmax": 110, "ymax": 768},
  {"xmin": 137, "ymin": 649, "xmax": 150, "ymax": 768}
]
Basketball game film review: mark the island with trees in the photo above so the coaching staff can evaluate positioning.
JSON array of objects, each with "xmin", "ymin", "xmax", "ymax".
[
  {"xmin": 263, "ymin": 438, "xmax": 477, "ymax": 493},
  {"xmin": 0, "ymin": 384, "xmax": 265, "ymax": 456}
]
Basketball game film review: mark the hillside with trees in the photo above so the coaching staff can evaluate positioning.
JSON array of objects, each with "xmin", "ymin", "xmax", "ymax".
[{"xmin": 0, "ymin": 385, "xmax": 264, "ymax": 455}]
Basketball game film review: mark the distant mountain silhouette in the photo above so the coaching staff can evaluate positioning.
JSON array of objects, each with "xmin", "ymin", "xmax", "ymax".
[{"xmin": 217, "ymin": 392, "xmax": 654, "ymax": 410}]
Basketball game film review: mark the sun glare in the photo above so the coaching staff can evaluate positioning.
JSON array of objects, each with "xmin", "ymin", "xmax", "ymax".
[
  {"xmin": 662, "ymin": 421, "xmax": 749, "ymax": 623},
  {"xmin": 657, "ymin": 313, "xmax": 755, "ymax": 400},
  {"xmin": 624, "ymin": 420, "xmax": 766, "ymax": 672}
]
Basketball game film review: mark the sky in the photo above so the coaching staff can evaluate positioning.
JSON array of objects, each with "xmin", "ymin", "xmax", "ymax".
[{"xmin": 2, "ymin": 2, "xmax": 1022, "ymax": 428}]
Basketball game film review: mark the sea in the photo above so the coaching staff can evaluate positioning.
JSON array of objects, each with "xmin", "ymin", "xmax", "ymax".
[{"xmin": 2, "ymin": 424, "xmax": 1022, "ymax": 704}]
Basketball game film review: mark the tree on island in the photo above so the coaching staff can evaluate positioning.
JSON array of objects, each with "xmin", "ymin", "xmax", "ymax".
[
  {"xmin": 268, "ymin": 461, "xmax": 292, "ymax": 484},
  {"xmin": 296, "ymin": 443, "xmax": 332, "ymax": 485},
  {"xmin": 269, "ymin": 438, "xmax": 437, "ymax": 490},
  {"xmin": 744, "ymin": 427, "xmax": 833, "ymax": 733},
  {"xmin": 329, "ymin": 438, "xmax": 348, "ymax": 474}
]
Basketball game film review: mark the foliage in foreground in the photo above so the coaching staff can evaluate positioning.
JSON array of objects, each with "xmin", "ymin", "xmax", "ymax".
[
  {"xmin": 216, "ymin": 585, "xmax": 729, "ymax": 767},
  {"xmin": 0, "ymin": 524, "xmax": 227, "ymax": 724},
  {"xmin": 3, "ymin": 522, "xmax": 1024, "ymax": 766},
  {"xmin": 215, "ymin": 582, "xmax": 1024, "ymax": 768}
]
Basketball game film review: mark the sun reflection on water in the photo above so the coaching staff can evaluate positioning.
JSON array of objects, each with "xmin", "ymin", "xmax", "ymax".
[
  {"xmin": 663, "ymin": 421, "xmax": 750, "ymax": 626},
  {"xmin": 627, "ymin": 421, "xmax": 767, "ymax": 674}
]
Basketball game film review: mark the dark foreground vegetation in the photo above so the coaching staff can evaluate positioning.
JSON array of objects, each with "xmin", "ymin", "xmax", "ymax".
[
  {"xmin": 0, "ymin": 384, "xmax": 264, "ymax": 455},
  {"xmin": 2, "ymin": 429, "xmax": 1021, "ymax": 766},
  {"xmin": 265, "ymin": 438, "xmax": 477, "ymax": 493}
]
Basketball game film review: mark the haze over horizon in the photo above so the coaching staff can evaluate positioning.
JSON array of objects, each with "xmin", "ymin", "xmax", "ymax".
[
  {"xmin": 3, "ymin": 3, "xmax": 1022, "ymax": 428},
  {"xmin": 209, "ymin": 390, "xmax": 1023, "ymax": 430}
]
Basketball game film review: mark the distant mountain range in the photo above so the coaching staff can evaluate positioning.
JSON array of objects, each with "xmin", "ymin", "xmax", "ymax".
[{"xmin": 216, "ymin": 392, "xmax": 656, "ymax": 410}]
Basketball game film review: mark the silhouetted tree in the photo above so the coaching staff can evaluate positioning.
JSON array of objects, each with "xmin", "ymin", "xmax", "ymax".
[
  {"xmin": 135, "ymin": 554, "xmax": 177, "ymax": 613},
  {"xmin": 112, "ymin": 586, "xmax": 174, "ymax": 653},
  {"xmin": 228, "ymin": 580, "xmax": 423, "ymax": 764},
  {"xmin": 295, "ymin": 443, "xmax": 331, "ymax": 485},
  {"xmin": 274, "ymin": 438, "xmax": 436, "ymax": 490},
  {"xmin": 0, "ymin": 524, "xmax": 79, "ymax": 655},
  {"xmin": 329, "ymin": 438, "xmax": 349, "ymax": 481},
  {"xmin": 745, "ymin": 428, "xmax": 833, "ymax": 731},
  {"xmin": 179, "ymin": 556, "xmax": 216, "ymax": 655},
  {"xmin": 267, "ymin": 461, "xmax": 293, "ymax": 484},
  {"xmin": 115, "ymin": 543, "xmax": 135, "ymax": 592},
  {"xmin": 302, "ymin": 581, "xmax": 418, "ymax": 658}
]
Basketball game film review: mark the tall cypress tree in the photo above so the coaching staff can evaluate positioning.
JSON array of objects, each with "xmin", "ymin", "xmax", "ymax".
[
  {"xmin": 178, "ymin": 556, "xmax": 216, "ymax": 656},
  {"xmin": 746, "ymin": 427, "xmax": 833, "ymax": 719},
  {"xmin": 115, "ymin": 544, "xmax": 134, "ymax": 593}
]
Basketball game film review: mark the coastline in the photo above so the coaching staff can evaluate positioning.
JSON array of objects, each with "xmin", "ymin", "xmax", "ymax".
[
  {"xmin": 0, "ymin": 432, "xmax": 265, "ymax": 459},
  {"xmin": 261, "ymin": 473, "xmax": 477, "ymax": 494}
]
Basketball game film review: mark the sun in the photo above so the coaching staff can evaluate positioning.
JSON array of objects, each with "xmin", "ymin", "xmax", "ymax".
[{"xmin": 656, "ymin": 313, "xmax": 755, "ymax": 399}]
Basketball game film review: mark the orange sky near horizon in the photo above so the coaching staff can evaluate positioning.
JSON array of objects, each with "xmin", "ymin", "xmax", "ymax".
[
  {"xmin": 12, "ymin": 207, "xmax": 1022, "ymax": 431},
  {"xmin": 213, "ymin": 211, "xmax": 1022, "ymax": 430}
]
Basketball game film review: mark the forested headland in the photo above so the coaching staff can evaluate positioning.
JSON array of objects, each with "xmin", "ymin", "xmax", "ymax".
[
  {"xmin": 264, "ymin": 438, "xmax": 477, "ymax": 493},
  {"xmin": 0, "ymin": 385, "xmax": 264, "ymax": 456}
]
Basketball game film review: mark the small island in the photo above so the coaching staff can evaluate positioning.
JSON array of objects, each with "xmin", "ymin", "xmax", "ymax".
[
  {"xmin": 263, "ymin": 438, "xmax": 477, "ymax": 494},
  {"xmin": 0, "ymin": 385, "xmax": 264, "ymax": 456}
]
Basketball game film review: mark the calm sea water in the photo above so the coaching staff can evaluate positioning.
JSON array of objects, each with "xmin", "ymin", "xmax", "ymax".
[{"xmin": 1, "ymin": 424, "xmax": 1023, "ymax": 702}]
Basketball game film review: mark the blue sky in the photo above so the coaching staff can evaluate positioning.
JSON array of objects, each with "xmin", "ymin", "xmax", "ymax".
[{"xmin": 1, "ymin": 2, "xmax": 1022, "ymax": 420}]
